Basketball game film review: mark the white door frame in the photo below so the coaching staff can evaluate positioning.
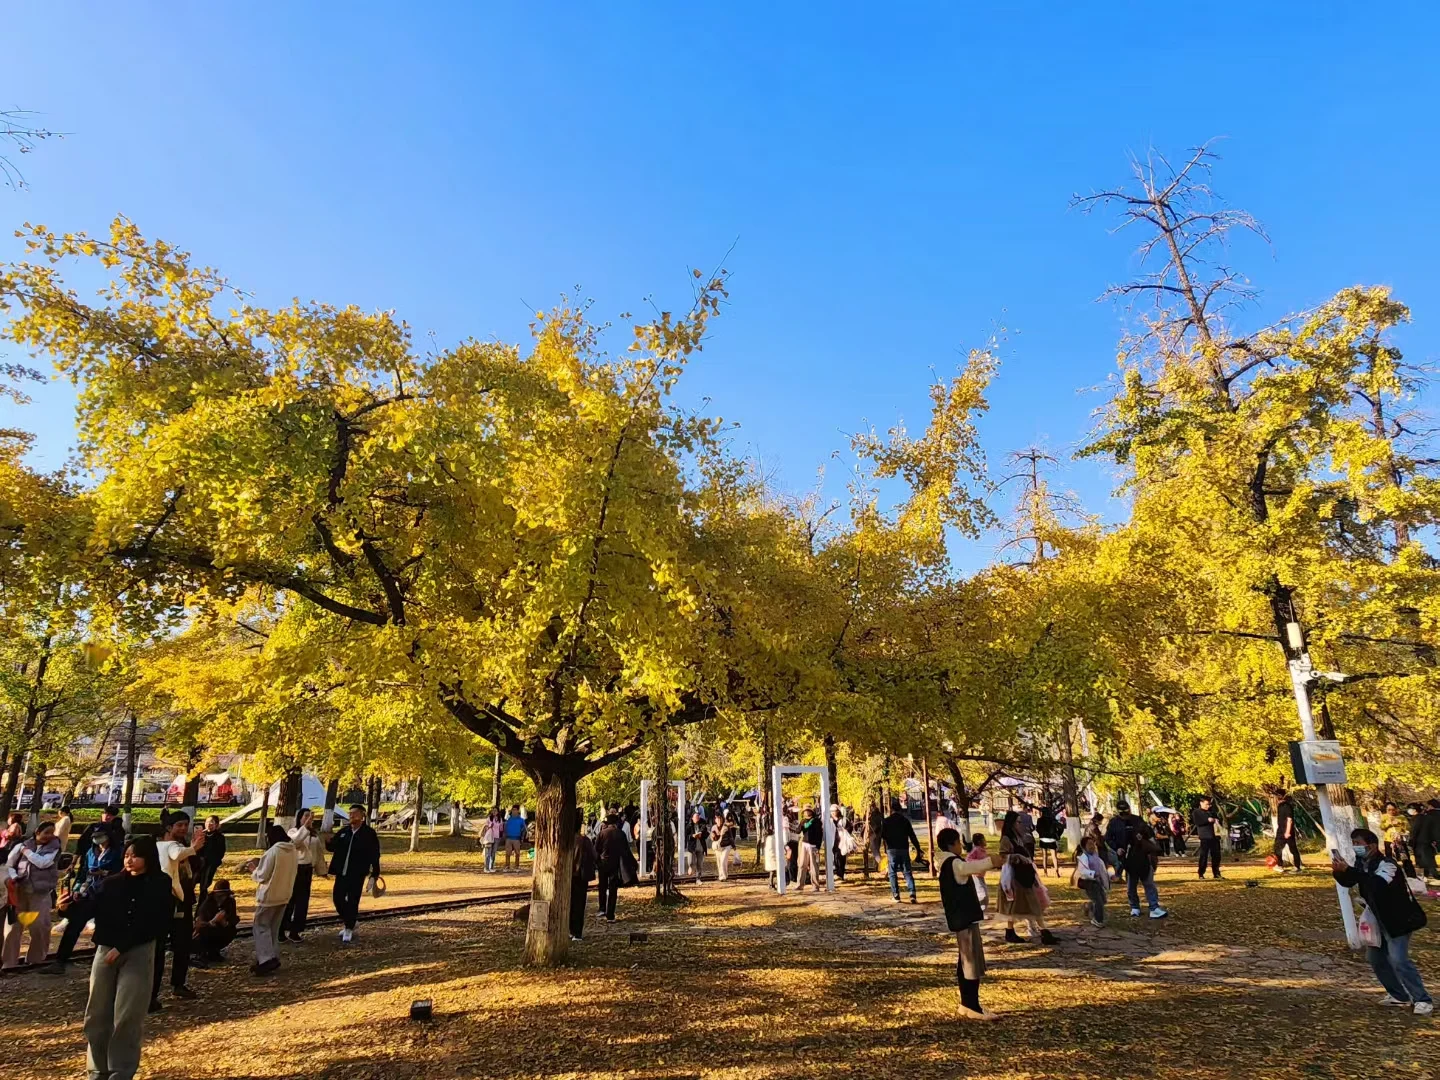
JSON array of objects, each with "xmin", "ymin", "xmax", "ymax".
[
  {"xmin": 638, "ymin": 778, "xmax": 688, "ymax": 877},
  {"xmin": 771, "ymin": 764, "xmax": 834, "ymax": 895}
]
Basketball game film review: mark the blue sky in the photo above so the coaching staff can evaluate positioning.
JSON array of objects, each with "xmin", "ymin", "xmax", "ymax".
[{"xmin": 4, "ymin": 4, "xmax": 1438, "ymax": 570}]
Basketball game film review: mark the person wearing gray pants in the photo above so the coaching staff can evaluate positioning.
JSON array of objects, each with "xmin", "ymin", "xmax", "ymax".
[
  {"xmin": 84, "ymin": 836, "xmax": 173, "ymax": 1080},
  {"xmin": 86, "ymin": 940, "xmax": 156, "ymax": 1080}
]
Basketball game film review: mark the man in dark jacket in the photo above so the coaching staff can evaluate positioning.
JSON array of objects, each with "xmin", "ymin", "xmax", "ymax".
[
  {"xmin": 1273, "ymin": 794, "xmax": 1302, "ymax": 872},
  {"xmin": 1333, "ymin": 828, "xmax": 1431, "ymax": 1013},
  {"xmin": 76, "ymin": 805, "xmax": 127, "ymax": 855},
  {"xmin": 326, "ymin": 804, "xmax": 381, "ymax": 943},
  {"xmin": 1411, "ymin": 800, "xmax": 1440, "ymax": 882},
  {"xmin": 594, "ymin": 812, "xmax": 629, "ymax": 923},
  {"xmin": 1104, "ymin": 802, "xmax": 1139, "ymax": 881},
  {"xmin": 196, "ymin": 815, "xmax": 227, "ymax": 904},
  {"xmin": 882, "ymin": 806, "xmax": 923, "ymax": 904},
  {"xmin": 1190, "ymin": 796, "xmax": 1223, "ymax": 880},
  {"xmin": 571, "ymin": 811, "xmax": 598, "ymax": 940}
]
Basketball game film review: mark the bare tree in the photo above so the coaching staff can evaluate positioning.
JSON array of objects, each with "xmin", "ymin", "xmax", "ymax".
[{"xmin": 1, "ymin": 107, "xmax": 61, "ymax": 190}]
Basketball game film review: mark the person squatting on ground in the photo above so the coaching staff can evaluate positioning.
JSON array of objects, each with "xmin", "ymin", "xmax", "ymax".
[
  {"xmin": 84, "ymin": 835, "xmax": 173, "ymax": 1080},
  {"xmin": 937, "ymin": 826, "xmax": 1006, "ymax": 1022},
  {"xmin": 882, "ymin": 803, "xmax": 923, "ymax": 904},
  {"xmin": 1333, "ymin": 828, "xmax": 1432, "ymax": 1015},
  {"xmin": 249, "ymin": 824, "xmax": 298, "ymax": 975},
  {"xmin": 3, "ymin": 820, "xmax": 62, "ymax": 969},
  {"xmin": 190, "ymin": 878, "xmax": 238, "ymax": 964},
  {"xmin": 326, "ymin": 804, "xmax": 381, "ymax": 943}
]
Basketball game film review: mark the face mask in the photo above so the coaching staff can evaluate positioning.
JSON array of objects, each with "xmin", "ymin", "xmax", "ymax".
[
  {"xmin": 92, "ymin": 836, "xmax": 106, "ymax": 846},
  {"xmin": 1353, "ymin": 845, "xmax": 1369, "ymax": 860}
]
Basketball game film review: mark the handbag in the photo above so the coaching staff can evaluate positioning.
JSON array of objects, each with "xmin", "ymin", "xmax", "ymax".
[
  {"xmin": 366, "ymin": 875, "xmax": 387, "ymax": 898},
  {"xmin": 1357, "ymin": 904, "xmax": 1383, "ymax": 949}
]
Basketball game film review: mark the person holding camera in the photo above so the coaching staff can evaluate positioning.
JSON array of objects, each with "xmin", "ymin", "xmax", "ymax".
[{"xmin": 47, "ymin": 822, "xmax": 125, "ymax": 972}]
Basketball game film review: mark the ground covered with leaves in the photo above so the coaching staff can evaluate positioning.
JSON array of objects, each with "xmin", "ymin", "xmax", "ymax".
[{"xmin": 7, "ymin": 857, "xmax": 1437, "ymax": 1079}]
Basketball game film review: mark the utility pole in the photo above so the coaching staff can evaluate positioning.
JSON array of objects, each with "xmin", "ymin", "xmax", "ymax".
[{"xmin": 1284, "ymin": 620, "xmax": 1360, "ymax": 948}]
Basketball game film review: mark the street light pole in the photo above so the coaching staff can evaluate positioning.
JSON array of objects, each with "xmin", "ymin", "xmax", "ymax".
[{"xmin": 1285, "ymin": 627, "xmax": 1360, "ymax": 949}]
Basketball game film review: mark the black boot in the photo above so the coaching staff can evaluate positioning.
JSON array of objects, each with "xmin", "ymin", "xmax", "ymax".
[{"xmin": 1004, "ymin": 928, "xmax": 1024, "ymax": 944}]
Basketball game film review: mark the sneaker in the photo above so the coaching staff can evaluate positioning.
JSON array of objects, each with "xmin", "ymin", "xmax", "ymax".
[
  {"xmin": 909, "ymin": 895, "xmax": 917, "ymax": 905},
  {"xmin": 1414, "ymin": 1001, "xmax": 1434, "ymax": 1016},
  {"xmin": 891, "ymin": 894, "xmax": 901, "ymax": 903},
  {"xmin": 570, "ymin": 935, "xmax": 581, "ymax": 942},
  {"xmin": 173, "ymin": 985, "xmax": 197, "ymax": 1000},
  {"xmin": 1378, "ymin": 994, "xmax": 1411, "ymax": 1006},
  {"xmin": 1149, "ymin": 907, "xmax": 1168, "ymax": 919},
  {"xmin": 1130, "ymin": 908, "xmax": 1141, "ymax": 917},
  {"xmin": 341, "ymin": 929, "xmax": 353, "ymax": 943},
  {"xmin": 39, "ymin": 962, "xmax": 67, "ymax": 976},
  {"xmin": 1089, "ymin": 918, "xmax": 1104, "ymax": 928},
  {"xmin": 287, "ymin": 933, "xmax": 302, "ymax": 943}
]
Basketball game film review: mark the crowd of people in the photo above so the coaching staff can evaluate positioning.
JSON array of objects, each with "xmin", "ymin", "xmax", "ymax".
[
  {"xmin": 3, "ymin": 784, "xmax": 1434, "ymax": 1059},
  {"xmin": 0, "ymin": 801, "xmax": 385, "ymax": 1078}
]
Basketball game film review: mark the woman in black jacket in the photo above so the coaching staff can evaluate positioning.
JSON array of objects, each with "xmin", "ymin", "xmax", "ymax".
[
  {"xmin": 84, "ymin": 835, "xmax": 174, "ymax": 1080},
  {"xmin": 1332, "ymin": 828, "xmax": 1432, "ymax": 1013}
]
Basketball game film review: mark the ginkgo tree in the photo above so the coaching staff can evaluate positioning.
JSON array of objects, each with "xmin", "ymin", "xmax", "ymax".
[
  {"xmin": 1078, "ymin": 145, "xmax": 1440, "ymax": 820},
  {"xmin": 0, "ymin": 219, "xmax": 833, "ymax": 964}
]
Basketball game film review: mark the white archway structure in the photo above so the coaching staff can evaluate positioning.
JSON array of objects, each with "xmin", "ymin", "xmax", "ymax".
[
  {"xmin": 771, "ymin": 764, "xmax": 835, "ymax": 895},
  {"xmin": 638, "ymin": 778, "xmax": 687, "ymax": 877}
]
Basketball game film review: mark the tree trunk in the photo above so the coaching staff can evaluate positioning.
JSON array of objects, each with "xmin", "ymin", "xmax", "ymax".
[
  {"xmin": 27, "ymin": 760, "xmax": 46, "ymax": 831},
  {"xmin": 122, "ymin": 712, "xmax": 138, "ymax": 832},
  {"xmin": 1057, "ymin": 718, "xmax": 1084, "ymax": 851},
  {"xmin": 408, "ymin": 778, "xmax": 424, "ymax": 853},
  {"xmin": 256, "ymin": 781, "xmax": 271, "ymax": 847},
  {"xmin": 450, "ymin": 799, "xmax": 464, "ymax": 837},
  {"xmin": 491, "ymin": 751, "xmax": 502, "ymax": 810},
  {"xmin": 823, "ymin": 734, "xmax": 840, "ymax": 812},
  {"xmin": 523, "ymin": 767, "xmax": 578, "ymax": 966},
  {"xmin": 321, "ymin": 777, "xmax": 340, "ymax": 831},
  {"xmin": 653, "ymin": 731, "xmax": 676, "ymax": 900},
  {"xmin": 0, "ymin": 744, "xmax": 24, "ymax": 818},
  {"xmin": 921, "ymin": 758, "xmax": 935, "ymax": 876},
  {"xmin": 277, "ymin": 768, "xmax": 302, "ymax": 828},
  {"xmin": 181, "ymin": 748, "xmax": 203, "ymax": 821}
]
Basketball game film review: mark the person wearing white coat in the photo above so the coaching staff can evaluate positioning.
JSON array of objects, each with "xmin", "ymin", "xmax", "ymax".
[
  {"xmin": 248, "ymin": 825, "xmax": 297, "ymax": 975},
  {"xmin": 283, "ymin": 808, "xmax": 325, "ymax": 942}
]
